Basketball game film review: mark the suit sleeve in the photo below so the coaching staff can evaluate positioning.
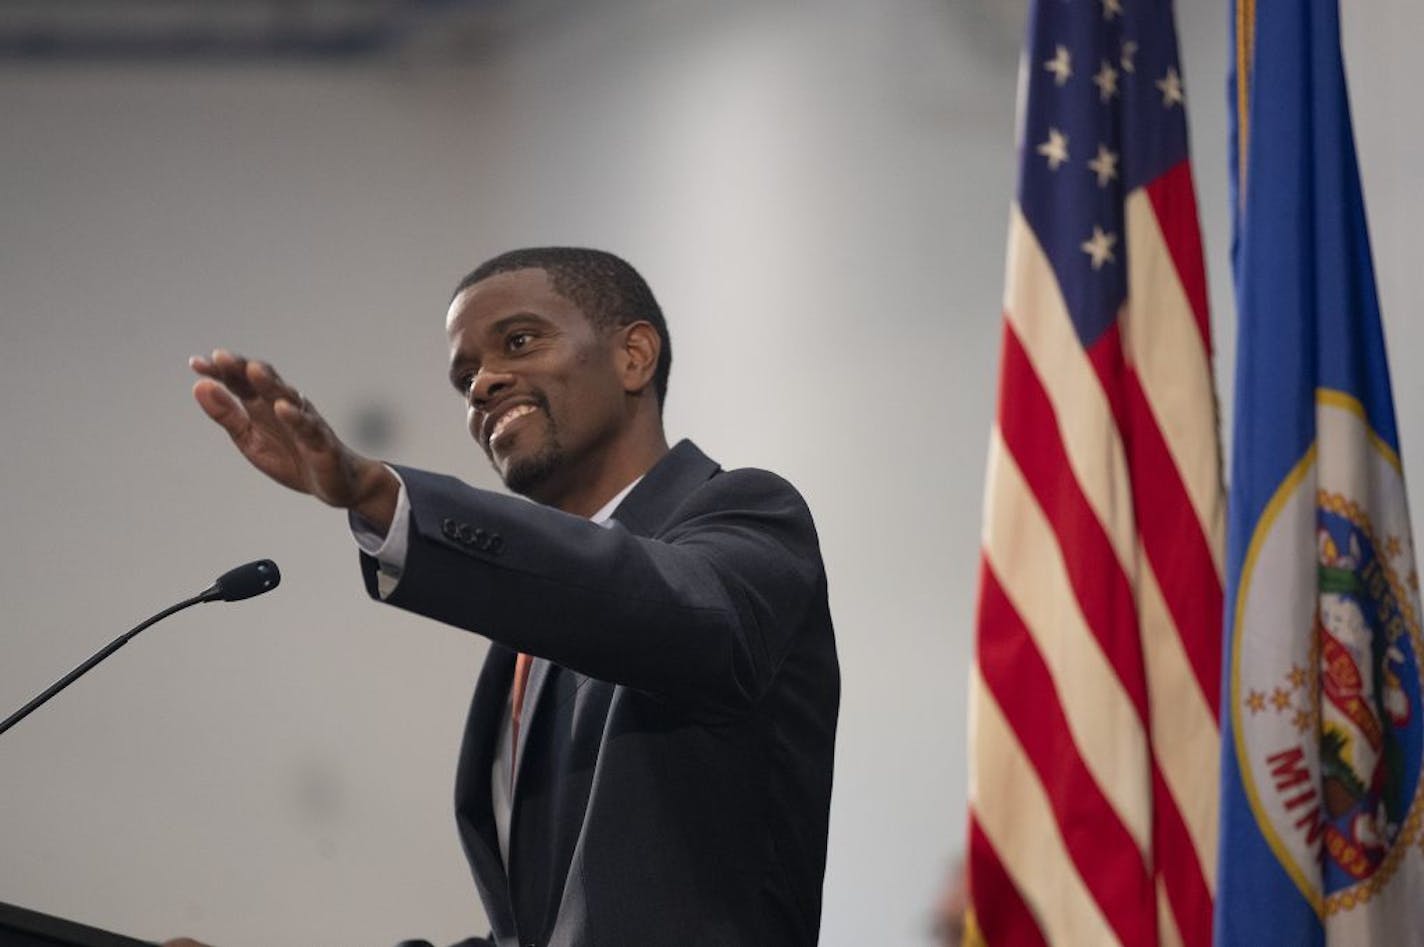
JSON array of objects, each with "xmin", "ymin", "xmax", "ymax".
[{"xmin": 360, "ymin": 465, "xmax": 822, "ymax": 715}]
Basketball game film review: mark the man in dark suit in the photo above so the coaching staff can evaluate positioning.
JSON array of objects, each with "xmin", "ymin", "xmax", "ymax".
[{"xmin": 189, "ymin": 248, "xmax": 839, "ymax": 946}]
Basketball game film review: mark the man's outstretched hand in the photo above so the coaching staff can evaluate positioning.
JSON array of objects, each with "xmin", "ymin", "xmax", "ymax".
[{"xmin": 191, "ymin": 349, "xmax": 398, "ymax": 531}]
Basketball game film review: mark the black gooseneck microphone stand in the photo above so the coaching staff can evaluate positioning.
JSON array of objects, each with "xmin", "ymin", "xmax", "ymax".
[{"xmin": 0, "ymin": 559, "xmax": 280, "ymax": 737}]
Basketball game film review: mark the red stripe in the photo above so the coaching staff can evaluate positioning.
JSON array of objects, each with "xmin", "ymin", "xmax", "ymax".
[
  {"xmin": 1085, "ymin": 326, "xmax": 1223, "ymax": 716},
  {"xmin": 1145, "ymin": 160, "xmax": 1212, "ymax": 350},
  {"xmin": 1151, "ymin": 763, "xmax": 1215, "ymax": 947},
  {"xmin": 1123, "ymin": 367, "xmax": 1224, "ymax": 714},
  {"xmin": 977, "ymin": 560, "xmax": 1157, "ymax": 946},
  {"xmin": 996, "ymin": 319, "xmax": 1149, "ymax": 720},
  {"xmin": 968, "ymin": 812, "xmax": 1050, "ymax": 947}
]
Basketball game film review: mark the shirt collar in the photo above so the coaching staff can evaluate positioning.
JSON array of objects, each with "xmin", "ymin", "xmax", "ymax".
[{"xmin": 590, "ymin": 476, "xmax": 643, "ymax": 525}]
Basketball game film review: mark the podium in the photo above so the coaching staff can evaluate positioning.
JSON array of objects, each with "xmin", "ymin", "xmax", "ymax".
[{"xmin": 0, "ymin": 902, "xmax": 152, "ymax": 946}]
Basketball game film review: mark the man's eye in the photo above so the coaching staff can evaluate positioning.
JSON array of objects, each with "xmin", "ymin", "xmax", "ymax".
[{"xmin": 508, "ymin": 331, "xmax": 533, "ymax": 351}]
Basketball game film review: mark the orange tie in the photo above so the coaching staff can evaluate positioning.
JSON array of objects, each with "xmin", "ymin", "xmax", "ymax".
[{"xmin": 509, "ymin": 652, "xmax": 534, "ymax": 787}]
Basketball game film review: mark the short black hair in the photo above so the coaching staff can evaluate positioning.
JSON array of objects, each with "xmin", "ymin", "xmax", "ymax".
[{"xmin": 452, "ymin": 247, "xmax": 672, "ymax": 407}]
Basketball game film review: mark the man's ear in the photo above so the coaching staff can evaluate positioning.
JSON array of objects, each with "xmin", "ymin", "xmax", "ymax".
[{"xmin": 618, "ymin": 322, "xmax": 661, "ymax": 396}]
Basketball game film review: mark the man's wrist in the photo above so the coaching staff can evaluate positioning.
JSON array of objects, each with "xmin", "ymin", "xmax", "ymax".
[{"xmin": 350, "ymin": 460, "xmax": 400, "ymax": 533}]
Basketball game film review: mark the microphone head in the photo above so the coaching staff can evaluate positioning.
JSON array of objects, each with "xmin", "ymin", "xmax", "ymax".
[{"xmin": 212, "ymin": 559, "xmax": 281, "ymax": 602}]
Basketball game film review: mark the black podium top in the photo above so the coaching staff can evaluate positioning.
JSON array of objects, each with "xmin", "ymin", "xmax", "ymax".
[{"xmin": 0, "ymin": 902, "xmax": 153, "ymax": 947}]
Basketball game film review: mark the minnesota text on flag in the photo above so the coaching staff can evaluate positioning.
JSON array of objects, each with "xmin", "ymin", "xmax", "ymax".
[
  {"xmin": 1216, "ymin": 1, "xmax": 1424, "ymax": 944},
  {"xmin": 966, "ymin": 1, "xmax": 1223, "ymax": 945}
]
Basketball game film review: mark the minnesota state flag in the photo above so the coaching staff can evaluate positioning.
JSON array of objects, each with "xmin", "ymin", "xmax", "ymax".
[{"xmin": 1216, "ymin": 1, "xmax": 1424, "ymax": 943}]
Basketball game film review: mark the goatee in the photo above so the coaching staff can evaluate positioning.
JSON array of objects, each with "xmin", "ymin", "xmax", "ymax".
[{"xmin": 503, "ymin": 445, "xmax": 565, "ymax": 498}]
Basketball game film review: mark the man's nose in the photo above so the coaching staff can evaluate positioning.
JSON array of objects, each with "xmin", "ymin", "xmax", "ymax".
[{"xmin": 469, "ymin": 367, "xmax": 515, "ymax": 408}]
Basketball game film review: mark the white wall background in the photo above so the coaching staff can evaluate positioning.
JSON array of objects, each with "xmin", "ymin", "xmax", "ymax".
[{"xmin": 0, "ymin": 1, "xmax": 1419, "ymax": 944}]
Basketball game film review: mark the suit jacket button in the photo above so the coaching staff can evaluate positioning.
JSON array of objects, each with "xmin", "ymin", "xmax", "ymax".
[
  {"xmin": 456, "ymin": 523, "xmax": 475, "ymax": 544},
  {"xmin": 441, "ymin": 518, "xmax": 458, "ymax": 539},
  {"xmin": 488, "ymin": 534, "xmax": 503, "ymax": 554},
  {"xmin": 472, "ymin": 528, "xmax": 487, "ymax": 546}
]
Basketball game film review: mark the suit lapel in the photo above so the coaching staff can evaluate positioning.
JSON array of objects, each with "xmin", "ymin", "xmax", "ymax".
[
  {"xmin": 611, "ymin": 439, "xmax": 721, "ymax": 539},
  {"xmin": 454, "ymin": 645, "xmax": 519, "ymax": 935}
]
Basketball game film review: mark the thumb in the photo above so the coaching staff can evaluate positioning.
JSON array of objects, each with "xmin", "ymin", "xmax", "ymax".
[{"xmin": 193, "ymin": 378, "xmax": 249, "ymax": 441}]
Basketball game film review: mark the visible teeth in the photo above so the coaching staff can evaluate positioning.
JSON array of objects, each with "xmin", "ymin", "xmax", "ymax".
[{"xmin": 491, "ymin": 404, "xmax": 536, "ymax": 441}]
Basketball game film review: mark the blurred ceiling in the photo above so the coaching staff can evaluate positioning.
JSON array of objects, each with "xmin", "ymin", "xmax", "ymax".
[
  {"xmin": 0, "ymin": 0, "xmax": 525, "ymax": 61},
  {"xmin": 0, "ymin": 0, "xmax": 1028, "ymax": 64}
]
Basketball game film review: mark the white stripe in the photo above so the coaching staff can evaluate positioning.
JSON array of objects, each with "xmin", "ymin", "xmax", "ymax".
[
  {"xmin": 1139, "ymin": 560, "xmax": 1220, "ymax": 894},
  {"xmin": 983, "ymin": 429, "xmax": 1152, "ymax": 853},
  {"xmin": 1156, "ymin": 877, "xmax": 1186, "ymax": 947},
  {"xmin": 1122, "ymin": 189, "xmax": 1226, "ymax": 576},
  {"xmin": 1004, "ymin": 205, "xmax": 1138, "ymax": 577},
  {"xmin": 969, "ymin": 668, "xmax": 1121, "ymax": 947}
]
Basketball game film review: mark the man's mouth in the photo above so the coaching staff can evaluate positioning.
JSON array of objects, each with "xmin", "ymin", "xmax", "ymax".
[{"xmin": 488, "ymin": 403, "xmax": 539, "ymax": 447}]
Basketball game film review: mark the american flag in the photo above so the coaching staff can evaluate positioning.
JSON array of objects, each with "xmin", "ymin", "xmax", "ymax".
[{"xmin": 966, "ymin": 1, "xmax": 1224, "ymax": 945}]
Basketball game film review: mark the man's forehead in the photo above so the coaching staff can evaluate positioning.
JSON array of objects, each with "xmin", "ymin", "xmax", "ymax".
[{"xmin": 445, "ymin": 267, "xmax": 569, "ymax": 334}]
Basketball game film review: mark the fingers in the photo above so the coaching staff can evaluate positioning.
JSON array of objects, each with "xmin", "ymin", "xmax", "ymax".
[
  {"xmin": 273, "ymin": 393, "xmax": 330, "ymax": 451},
  {"xmin": 245, "ymin": 359, "xmax": 332, "ymax": 451},
  {"xmin": 206, "ymin": 349, "xmax": 259, "ymax": 399},
  {"xmin": 189, "ymin": 349, "xmax": 257, "ymax": 402},
  {"xmin": 190, "ymin": 349, "xmax": 302, "ymax": 411},
  {"xmin": 191, "ymin": 347, "xmax": 335, "ymax": 454},
  {"xmin": 192, "ymin": 378, "xmax": 250, "ymax": 441},
  {"xmin": 190, "ymin": 349, "xmax": 308, "ymax": 444},
  {"xmin": 245, "ymin": 357, "xmax": 304, "ymax": 407}
]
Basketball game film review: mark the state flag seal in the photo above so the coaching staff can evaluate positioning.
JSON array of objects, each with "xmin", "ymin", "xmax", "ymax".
[{"xmin": 1232, "ymin": 392, "xmax": 1424, "ymax": 920}]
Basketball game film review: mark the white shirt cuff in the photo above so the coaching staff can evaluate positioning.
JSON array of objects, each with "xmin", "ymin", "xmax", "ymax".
[{"xmin": 348, "ymin": 466, "xmax": 410, "ymax": 599}]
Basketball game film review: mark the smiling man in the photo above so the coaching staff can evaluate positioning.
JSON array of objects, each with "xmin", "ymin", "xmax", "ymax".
[{"xmin": 188, "ymin": 247, "xmax": 840, "ymax": 947}]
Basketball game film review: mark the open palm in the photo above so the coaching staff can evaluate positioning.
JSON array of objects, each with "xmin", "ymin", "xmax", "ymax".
[{"xmin": 190, "ymin": 349, "xmax": 367, "ymax": 508}]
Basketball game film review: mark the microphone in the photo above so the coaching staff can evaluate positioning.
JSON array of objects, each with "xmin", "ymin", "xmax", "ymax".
[
  {"xmin": 200, "ymin": 559, "xmax": 281, "ymax": 602},
  {"xmin": 0, "ymin": 559, "xmax": 282, "ymax": 737}
]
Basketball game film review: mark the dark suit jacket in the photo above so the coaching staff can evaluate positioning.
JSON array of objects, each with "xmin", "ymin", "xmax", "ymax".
[{"xmin": 361, "ymin": 440, "xmax": 839, "ymax": 947}]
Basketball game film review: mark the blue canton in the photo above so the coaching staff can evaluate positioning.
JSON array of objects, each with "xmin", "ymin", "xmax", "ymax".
[{"xmin": 1016, "ymin": 0, "xmax": 1192, "ymax": 348}]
